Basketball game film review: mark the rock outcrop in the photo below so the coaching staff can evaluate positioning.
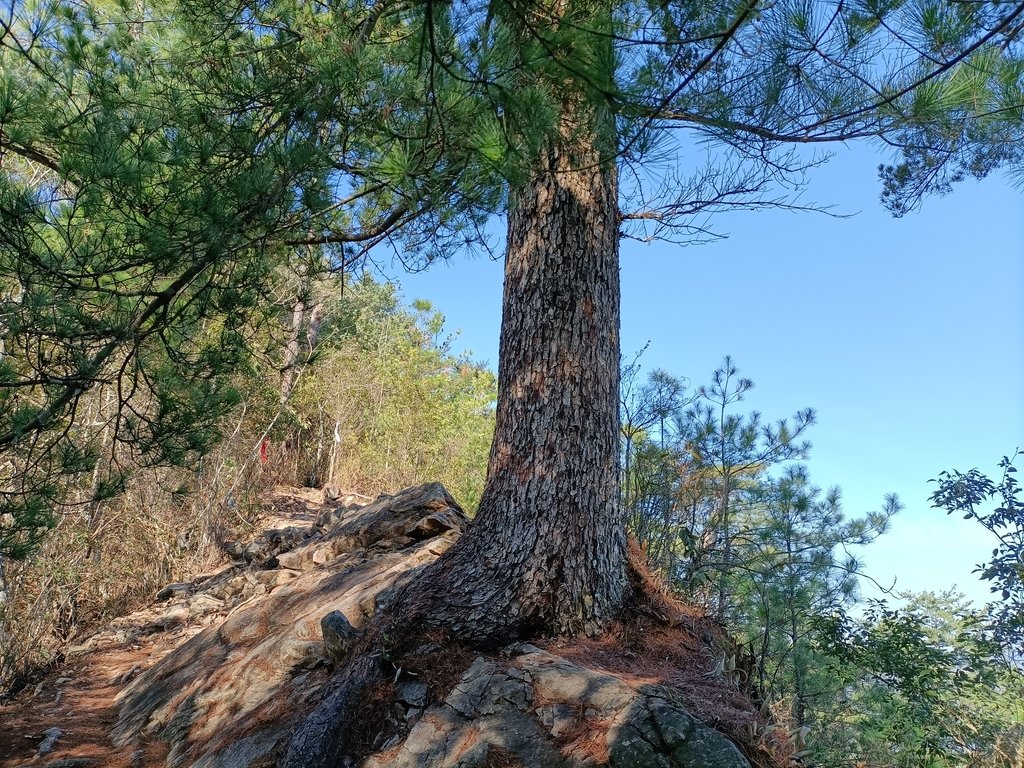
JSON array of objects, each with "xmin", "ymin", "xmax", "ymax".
[
  {"xmin": 366, "ymin": 647, "xmax": 751, "ymax": 768},
  {"xmin": 111, "ymin": 482, "xmax": 467, "ymax": 768},
  {"xmin": 1, "ymin": 483, "xmax": 758, "ymax": 768}
]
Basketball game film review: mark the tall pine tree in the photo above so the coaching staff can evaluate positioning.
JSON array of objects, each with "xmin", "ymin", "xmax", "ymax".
[{"xmin": 2, "ymin": 5, "xmax": 1022, "ymax": 753}]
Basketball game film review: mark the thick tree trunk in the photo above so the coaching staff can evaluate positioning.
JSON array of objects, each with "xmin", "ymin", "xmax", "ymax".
[
  {"xmin": 282, "ymin": 41, "xmax": 628, "ymax": 768},
  {"xmin": 397, "ymin": 106, "xmax": 626, "ymax": 643}
]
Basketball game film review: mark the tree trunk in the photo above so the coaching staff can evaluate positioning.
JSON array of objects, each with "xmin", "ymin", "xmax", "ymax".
[
  {"xmin": 395, "ymin": 105, "xmax": 626, "ymax": 643},
  {"xmin": 279, "ymin": 295, "xmax": 306, "ymax": 405},
  {"xmin": 282, "ymin": 27, "xmax": 627, "ymax": 768}
]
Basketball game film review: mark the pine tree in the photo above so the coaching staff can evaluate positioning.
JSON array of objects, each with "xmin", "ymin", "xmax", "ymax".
[
  {"xmin": 3, "ymin": 1, "xmax": 1024, "ymax": 759},
  {"xmin": 291, "ymin": 1, "xmax": 1022, "ymax": 757}
]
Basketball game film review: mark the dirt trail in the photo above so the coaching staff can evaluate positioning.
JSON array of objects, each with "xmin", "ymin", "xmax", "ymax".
[
  {"xmin": 0, "ymin": 487, "xmax": 324, "ymax": 768},
  {"xmin": 1, "ymin": 628, "xmax": 179, "ymax": 767}
]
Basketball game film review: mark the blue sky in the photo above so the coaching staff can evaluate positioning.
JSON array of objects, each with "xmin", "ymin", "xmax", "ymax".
[{"xmin": 388, "ymin": 142, "xmax": 1023, "ymax": 608}]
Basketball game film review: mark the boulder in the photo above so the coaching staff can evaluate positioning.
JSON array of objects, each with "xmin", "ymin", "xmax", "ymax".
[
  {"xmin": 364, "ymin": 647, "xmax": 752, "ymax": 768},
  {"xmin": 321, "ymin": 610, "xmax": 359, "ymax": 664},
  {"xmin": 35, "ymin": 726, "xmax": 64, "ymax": 757}
]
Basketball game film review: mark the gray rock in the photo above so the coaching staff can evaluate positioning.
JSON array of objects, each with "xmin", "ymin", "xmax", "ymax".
[
  {"xmin": 35, "ymin": 726, "xmax": 64, "ymax": 757},
  {"xmin": 156, "ymin": 582, "xmax": 193, "ymax": 601},
  {"xmin": 155, "ymin": 604, "xmax": 189, "ymax": 629},
  {"xmin": 451, "ymin": 741, "xmax": 490, "ymax": 768},
  {"xmin": 439, "ymin": 657, "xmax": 533, "ymax": 719},
  {"xmin": 473, "ymin": 710, "xmax": 568, "ymax": 767},
  {"xmin": 607, "ymin": 699, "xmax": 671, "ymax": 768},
  {"xmin": 321, "ymin": 610, "xmax": 358, "ymax": 663},
  {"xmin": 191, "ymin": 730, "xmax": 285, "ymax": 768},
  {"xmin": 114, "ymin": 484, "xmax": 472, "ymax": 768},
  {"xmin": 396, "ymin": 680, "xmax": 429, "ymax": 708},
  {"xmin": 647, "ymin": 692, "xmax": 749, "ymax": 767},
  {"xmin": 604, "ymin": 691, "xmax": 749, "ymax": 768},
  {"xmin": 536, "ymin": 702, "xmax": 579, "ymax": 738},
  {"xmin": 369, "ymin": 649, "xmax": 752, "ymax": 768},
  {"xmin": 519, "ymin": 649, "xmax": 634, "ymax": 714}
]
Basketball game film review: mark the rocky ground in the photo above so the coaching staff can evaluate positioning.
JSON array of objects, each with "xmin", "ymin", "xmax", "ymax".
[{"xmin": 0, "ymin": 484, "xmax": 775, "ymax": 768}]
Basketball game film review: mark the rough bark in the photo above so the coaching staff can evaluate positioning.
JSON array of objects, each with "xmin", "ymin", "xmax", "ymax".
[
  {"xmin": 283, "ymin": 13, "xmax": 628, "ymax": 764},
  {"xmin": 388, "ymin": 101, "xmax": 625, "ymax": 642},
  {"xmin": 280, "ymin": 116, "xmax": 628, "ymax": 764},
  {"xmin": 279, "ymin": 295, "xmax": 306, "ymax": 405}
]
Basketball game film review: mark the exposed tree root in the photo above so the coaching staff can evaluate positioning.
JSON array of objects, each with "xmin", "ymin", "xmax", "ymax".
[{"xmin": 281, "ymin": 537, "xmax": 707, "ymax": 768}]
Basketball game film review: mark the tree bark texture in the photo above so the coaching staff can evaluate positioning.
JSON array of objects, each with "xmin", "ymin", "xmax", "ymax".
[{"xmin": 397, "ymin": 104, "xmax": 626, "ymax": 642}]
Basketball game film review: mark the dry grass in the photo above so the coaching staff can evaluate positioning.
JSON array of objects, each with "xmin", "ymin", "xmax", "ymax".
[
  {"xmin": 0, "ymin": 451, "xmax": 275, "ymax": 697},
  {"xmin": 481, "ymin": 744, "xmax": 525, "ymax": 767},
  {"xmin": 552, "ymin": 708, "xmax": 616, "ymax": 766}
]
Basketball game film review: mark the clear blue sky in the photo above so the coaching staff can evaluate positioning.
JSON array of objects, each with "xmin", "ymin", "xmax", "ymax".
[{"xmin": 387, "ymin": 142, "xmax": 1023, "ymax": 608}]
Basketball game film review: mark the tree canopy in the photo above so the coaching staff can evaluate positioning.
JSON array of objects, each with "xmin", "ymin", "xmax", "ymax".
[{"xmin": 2, "ymin": 0, "xmax": 1022, "ymax": 623}]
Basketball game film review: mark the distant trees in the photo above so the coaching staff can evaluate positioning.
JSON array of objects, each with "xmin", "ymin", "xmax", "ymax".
[
  {"xmin": 687, "ymin": 358, "xmax": 817, "ymax": 619},
  {"xmin": 733, "ymin": 466, "xmax": 896, "ymax": 726},
  {"xmin": 620, "ymin": 360, "xmax": 693, "ymax": 574},
  {"xmin": 619, "ymin": 358, "xmax": 1024, "ymax": 765},
  {"xmin": 817, "ymin": 591, "xmax": 1023, "ymax": 767},
  {"xmin": 287, "ymin": 274, "xmax": 496, "ymax": 509}
]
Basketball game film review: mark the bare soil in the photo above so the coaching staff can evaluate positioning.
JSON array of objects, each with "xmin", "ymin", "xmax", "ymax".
[{"xmin": 0, "ymin": 624, "xmax": 183, "ymax": 767}]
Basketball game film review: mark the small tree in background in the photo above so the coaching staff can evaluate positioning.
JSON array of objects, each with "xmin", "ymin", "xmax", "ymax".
[
  {"xmin": 685, "ymin": 357, "xmax": 817, "ymax": 618},
  {"xmin": 288, "ymin": 274, "xmax": 496, "ymax": 509},
  {"xmin": 931, "ymin": 451, "xmax": 1024, "ymax": 656},
  {"xmin": 731, "ymin": 467, "xmax": 896, "ymax": 727}
]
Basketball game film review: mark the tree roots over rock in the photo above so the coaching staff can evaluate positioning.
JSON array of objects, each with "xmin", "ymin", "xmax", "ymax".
[
  {"xmin": 281, "ymin": 494, "xmax": 764, "ymax": 768},
  {"xmin": 98, "ymin": 483, "xmax": 778, "ymax": 768}
]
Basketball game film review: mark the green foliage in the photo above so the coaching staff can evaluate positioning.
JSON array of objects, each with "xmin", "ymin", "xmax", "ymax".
[
  {"xmin": 622, "ymin": 357, "xmax": 820, "ymax": 615},
  {"xmin": 620, "ymin": 360, "xmax": 1023, "ymax": 765},
  {"xmin": 289, "ymin": 274, "xmax": 496, "ymax": 511},
  {"xmin": 0, "ymin": 0, "xmax": 507, "ymax": 554},
  {"xmin": 0, "ymin": 492, "xmax": 58, "ymax": 560},
  {"xmin": 730, "ymin": 467, "xmax": 896, "ymax": 724},
  {"xmin": 816, "ymin": 591, "xmax": 1024, "ymax": 767},
  {"xmin": 930, "ymin": 451, "xmax": 1024, "ymax": 655},
  {"xmin": 880, "ymin": 48, "xmax": 1024, "ymax": 215}
]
